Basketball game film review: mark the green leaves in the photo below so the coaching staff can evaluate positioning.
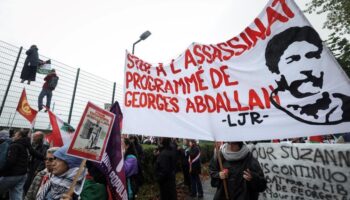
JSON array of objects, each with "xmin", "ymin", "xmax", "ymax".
[{"xmin": 305, "ymin": 0, "xmax": 350, "ymax": 77}]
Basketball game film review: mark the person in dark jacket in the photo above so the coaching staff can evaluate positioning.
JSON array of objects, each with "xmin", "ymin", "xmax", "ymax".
[
  {"xmin": 20, "ymin": 45, "xmax": 41, "ymax": 84},
  {"xmin": 0, "ymin": 129, "xmax": 11, "ymax": 170},
  {"xmin": 209, "ymin": 142, "xmax": 267, "ymax": 200},
  {"xmin": 0, "ymin": 130, "xmax": 44, "ymax": 200},
  {"xmin": 24, "ymin": 131, "xmax": 49, "ymax": 194},
  {"xmin": 155, "ymin": 137, "xmax": 177, "ymax": 200},
  {"xmin": 38, "ymin": 69, "xmax": 59, "ymax": 111},
  {"xmin": 180, "ymin": 139, "xmax": 191, "ymax": 190},
  {"xmin": 188, "ymin": 140, "xmax": 203, "ymax": 198}
]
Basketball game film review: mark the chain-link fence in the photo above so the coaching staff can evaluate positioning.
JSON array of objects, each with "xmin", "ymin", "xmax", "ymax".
[{"xmin": 0, "ymin": 40, "xmax": 123, "ymax": 130}]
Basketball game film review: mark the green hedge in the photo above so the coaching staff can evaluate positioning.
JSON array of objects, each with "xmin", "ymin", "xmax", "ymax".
[
  {"xmin": 199, "ymin": 142, "xmax": 214, "ymax": 163},
  {"xmin": 140, "ymin": 146, "xmax": 157, "ymax": 183},
  {"xmin": 140, "ymin": 142, "xmax": 214, "ymax": 184}
]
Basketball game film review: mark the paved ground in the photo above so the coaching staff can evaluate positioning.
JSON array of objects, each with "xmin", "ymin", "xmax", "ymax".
[
  {"xmin": 183, "ymin": 179, "xmax": 216, "ymax": 200},
  {"xmin": 201, "ymin": 179, "xmax": 216, "ymax": 200}
]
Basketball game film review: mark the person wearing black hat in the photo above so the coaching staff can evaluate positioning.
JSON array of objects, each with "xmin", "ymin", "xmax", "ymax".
[{"xmin": 209, "ymin": 142, "xmax": 267, "ymax": 200}]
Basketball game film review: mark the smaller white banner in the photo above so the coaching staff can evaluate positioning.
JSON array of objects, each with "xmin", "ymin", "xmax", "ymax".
[{"xmin": 249, "ymin": 143, "xmax": 350, "ymax": 200}]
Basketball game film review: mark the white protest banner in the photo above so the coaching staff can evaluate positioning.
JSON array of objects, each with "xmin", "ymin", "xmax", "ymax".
[
  {"xmin": 67, "ymin": 102, "xmax": 115, "ymax": 162},
  {"xmin": 123, "ymin": 0, "xmax": 350, "ymax": 141},
  {"xmin": 249, "ymin": 143, "xmax": 350, "ymax": 200}
]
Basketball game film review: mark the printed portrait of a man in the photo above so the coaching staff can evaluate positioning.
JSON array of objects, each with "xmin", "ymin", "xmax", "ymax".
[{"xmin": 265, "ymin": 26, "xmax": 350, "ymax": 125}]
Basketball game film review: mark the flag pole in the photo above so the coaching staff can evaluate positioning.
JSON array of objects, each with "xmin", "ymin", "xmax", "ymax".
[
  {"xmin": 6, "ymin": 113, "xmax": 12, "ymax": 127},
  {"xmin": 9, "ymin": 111, "xmax": 17, "ymax": 131},
  {"xmin": 215, "ymin": 141, "xmax": 229, "ymax": 200},
  {"xmin": 66, "ymin": 159, "xmax": 87, "ymax": 197}
]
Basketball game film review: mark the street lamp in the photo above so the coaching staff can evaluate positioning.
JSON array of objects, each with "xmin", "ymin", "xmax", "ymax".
[{"xmin": 132, "ymin": 30, "xmax": 151, "ymax": 54}]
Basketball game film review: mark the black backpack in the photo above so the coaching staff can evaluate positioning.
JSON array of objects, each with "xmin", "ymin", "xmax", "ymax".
[{"xmin": 48, "ymin": 76, "xmax": 59, "ymax": 90}]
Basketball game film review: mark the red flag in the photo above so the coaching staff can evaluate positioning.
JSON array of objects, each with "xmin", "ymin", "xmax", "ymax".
[
  {"xmin": 46, "ymin": 109, "xmax": 74, "ymax": 147},
  {"xmin": 16, "ymin": 88, "xmax": 38, "ymax": 124}
]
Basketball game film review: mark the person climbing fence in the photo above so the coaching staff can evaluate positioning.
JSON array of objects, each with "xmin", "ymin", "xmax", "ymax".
[{"xmin": 38, "ymin": 69, "xmax": 59, "ymax": 112}]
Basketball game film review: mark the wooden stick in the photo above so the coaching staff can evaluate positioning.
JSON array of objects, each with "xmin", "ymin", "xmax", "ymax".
[
  {"xmin": 66, "ymin": 159, "xmax": 87, "ymax": 197},
  {"xmin": 6, "ymin": 113, "xmax": 12, "ymax": 127},
  {"xmin": 9, "ymin": 111, "xmax": 17, "ymax": 131},
  {"xmin": 215, "ymin": 142, "xmax": 229, "ymax": 200}
]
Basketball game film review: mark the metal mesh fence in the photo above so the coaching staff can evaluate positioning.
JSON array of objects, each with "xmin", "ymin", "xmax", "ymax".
[{"xmin": 0, "ymin": 40, "xmax": 123, "ymax": 130}]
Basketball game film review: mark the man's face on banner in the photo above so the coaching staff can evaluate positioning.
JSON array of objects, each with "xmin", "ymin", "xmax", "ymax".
[
  {"xmin": 274, "ymin": 40, "xmax": 334, "ymax": 123},
  {"xmin": 278, "ymin": 41, "xmax": 324, "ymax": 97}
]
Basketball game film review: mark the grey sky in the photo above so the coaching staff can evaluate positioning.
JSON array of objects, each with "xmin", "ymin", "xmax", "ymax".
[{"xmin": 0, "ymin": 0, "xmax": 328, "ymax": 84}]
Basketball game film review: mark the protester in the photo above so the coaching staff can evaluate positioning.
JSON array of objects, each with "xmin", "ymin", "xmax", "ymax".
[
  {"xmin": 36, "ymin": 145, "xmax": 85, "ymax": 200},
  {"xmin": 129, "ymin": 136, "xmax": 144, "ymax": 159},
  {"xmin": 323, "ymin": 134, "xmax": 337, "ymax": 143},
  {"xmin": 25, "ymin": 147, "xmax": 59, "ymax": 200},
  {"xmin": 155, "ymin": 137, "xmax": 177, "ymax": 200},
  {"xmin": 180, "ymin": 139, "xmax": 191, "ymax": 190},
  {"xmin": 0, "ymin": 129, "xmax": 11, "ymax": 199},
  {"xmin": 171, "ymin": 138, "xmax": 182, "ymax": 173},
  {"xmin": 24, "ymin": 131, "xmax": 49, "ymax": 194},
  {"xmin": 80, "ymin": 161, "xmax": 108, "ymax": 200},
  {"xmin": 188, "ymin": 139, "xmax": 203, "ymax": 198},
  {"xmin": 334, "ymin": 132, "xmax": 350, "ymax": 143},
  {"xmin": 129, "ymin": 135, "xmax": 144, "ymax": 188},
  {"xmin": 0, "ymin": 130, "xmax": 11, "ymax": 171},
  {"xmin": 20, "ymin": 45, "xmax": 42, "ymax": 84},
  {"xmin": 209, "ymin": 142, "xmax": 267, "ymax": 200},
  {"xmin": 0, "ymin": 130, "xmax": 44, "ymax": 200},
  {"xmin": 291, "ymin": 137, "xmax": 305, "ymax": 143},
  {"xmin": 38, "ymin": 69, "xmax": 59, "ymax": 112},
  {"xmin": 124, "ymin": 138, "xmax": 139, "ymax": 200}
]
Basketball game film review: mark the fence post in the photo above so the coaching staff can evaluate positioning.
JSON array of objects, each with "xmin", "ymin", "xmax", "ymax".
[
  {"xmin": 111, "ymin": 82, "xmax": 116, "ymax": 104},
  {"xmin": 68, "ymin": 68, "xmax": 80, "ymax": 124},
  {"xmin": 0, "ymin": 47, "xmax": 23, "ymax": 117}
]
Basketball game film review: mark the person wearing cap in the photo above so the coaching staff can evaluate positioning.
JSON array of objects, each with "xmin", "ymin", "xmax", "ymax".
[
  {"xmin": 209, "ymin": 142, "xmax": 267, "ymax": 200},
  {"xmin": 36, "ymin": 146, "xmax": 85, "ymax": 200},
  {"xmin": 25, "ymin": 147, "xmax": 59, "ymax": 200},
  {"xmin": 20, "ymin": 45, "xmax": 42, "ymax": 85},
  {"xmin": 38, "ymin": 69, "xmax": 59, "ymax": 112}
]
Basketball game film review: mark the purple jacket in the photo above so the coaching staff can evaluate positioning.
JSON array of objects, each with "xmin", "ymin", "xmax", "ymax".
[{"xmin": 124, "ymin": 155, "xmax": 138, "ymax": 177}]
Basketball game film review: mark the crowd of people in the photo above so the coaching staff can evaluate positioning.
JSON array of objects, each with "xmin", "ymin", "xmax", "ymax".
[
  {"xmin": 0, "ymin": 129, "xmax": 98, "ymax": 200},
  {"xmin": 0, "ymin": 128, "xmax": 349, "ymax": 200}
]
